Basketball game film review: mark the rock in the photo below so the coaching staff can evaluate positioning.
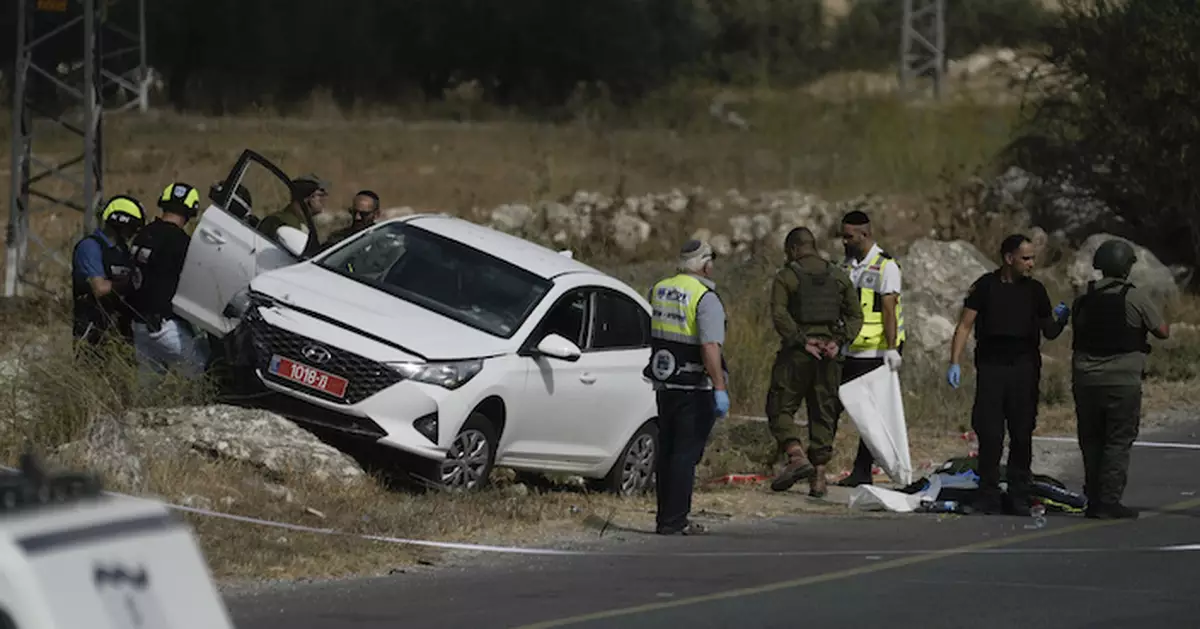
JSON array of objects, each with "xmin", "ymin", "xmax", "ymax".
[
  {"xmin": 58, "ymin": 405, "xmax": 366, "ymax": 489},
  {"xmin": 490, "ymin": 203, "xmax": 537, "ymax": 234},
  {"xmin": 901, "ymin": 239, "xmax": 998, "ymax": 354},
  {"xmin": 610, "ymin": 212, "xmax": 651, "ymax": 253},
  {"xmin": 1068, "ymin": 234, "xmax": 1179, "ymax": 307},
  {"xmin": 711, "ymin": 234, "xmax": 733, "ymax": 257},
  {"xmin": 380, "ymin": 206, "xmax": 415, "ymax": 220},
  {"xmin": 543, "ymin": 201, "xmax": 592, "ymax": 243},
  {"xmin": 981, "ymin": 166, "xmax": 1114, "ymax": 239}
]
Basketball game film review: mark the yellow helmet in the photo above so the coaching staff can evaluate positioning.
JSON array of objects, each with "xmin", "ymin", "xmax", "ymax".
[
  {"xmin": 99, "ymin": 195, "xmax": 146, "ymax": 230},
  {"xmin": 159, "ymin": 182, "xmax": 201, "ymax": 219}
]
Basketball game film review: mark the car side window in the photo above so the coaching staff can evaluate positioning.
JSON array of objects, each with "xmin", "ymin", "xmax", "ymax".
[
  {"xmin": 589, "ymin": 289, "xmax": 649, "ymax": 351},
  {"xmin": 540, "ymin": 289, "xmax": 591, "ymax": 348}
]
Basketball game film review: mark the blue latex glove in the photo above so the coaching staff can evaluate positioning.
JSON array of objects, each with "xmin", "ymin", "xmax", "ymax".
[
  {"xmin": 714, "ymin": 389, "xmax": 730, "ymax": 418},
  {"xmin": 1054, "ymin": 302, "xmax": 1070, "ymax": 323},
  {"xmin": 947, "ymin": 364, "xmax": 962, "ymax": 389}
]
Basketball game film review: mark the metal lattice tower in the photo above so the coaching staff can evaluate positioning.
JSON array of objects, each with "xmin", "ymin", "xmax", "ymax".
[
  {"xmin": 900, "ymin": 0, "xmax": 946, "ymax": 99},
  {"xmin": 6, "ymin": 0, "xmax": 149, "ymax": 298}
]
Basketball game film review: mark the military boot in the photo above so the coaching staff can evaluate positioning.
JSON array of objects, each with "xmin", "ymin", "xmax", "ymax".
[
  {"xmin": 771, "ymin": 444, "xmax": 815, "ymax": 492},
  {"xmin": 809, "ymin": 465, "xmax": 828, "ymax": 498}
]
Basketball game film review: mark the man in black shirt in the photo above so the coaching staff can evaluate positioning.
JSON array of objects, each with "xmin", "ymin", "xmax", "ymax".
[
  {"xmin": 948, "ymin": 234, "xmax": 1070, "ymax": 515},
  {"xmin": 128, "ymin": 182, "xmax": 210, "ymax": 383},
  {"xmin": 326, "ymin": 190, "xmax": 381, "ymax": 246}
]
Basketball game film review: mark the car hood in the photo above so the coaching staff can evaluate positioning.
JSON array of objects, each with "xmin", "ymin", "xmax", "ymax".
[{"xmin": 250, "ymin": 263, "xmax": 517, "ymax": 361}]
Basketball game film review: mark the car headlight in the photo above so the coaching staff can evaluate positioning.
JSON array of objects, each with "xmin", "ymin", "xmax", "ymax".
[
  {"xmin": 224, "ymin": 288, "xmax": 277, "ymax": 319},
  {"xmin": 223, "ymin": 287, "xmax": 253, "ymax": 319},
  {"xmin": 387, "ymin": 359, "xmax": 483, "ymax": 390}
]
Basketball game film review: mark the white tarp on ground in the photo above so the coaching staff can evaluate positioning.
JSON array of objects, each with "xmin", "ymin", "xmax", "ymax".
[
  {"xmin": 848, "ymin": 474, "xmax": 941, "ymax": 513},
  {"xmin": 837, "ymin": 364, "xmax": 913, "ymax": 486}
]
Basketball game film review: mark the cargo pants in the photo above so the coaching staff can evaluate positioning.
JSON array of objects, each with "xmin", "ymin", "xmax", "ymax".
[
  {"xmin": 764, "ymin": 346, "xmax": 843, "ymax": 466},
  {"xmin": 1073, "ymin": 382, "xmax": 1143, "ymax": 506}
]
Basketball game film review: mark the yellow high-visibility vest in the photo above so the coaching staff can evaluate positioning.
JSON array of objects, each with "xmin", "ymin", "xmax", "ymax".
[
  {"xmin": 646, "ymin": 273, "xmax": 712, "ymax": 389},
  {"xmin": 846, "ymin": 251, "xmax": 905, "ymax": 354}
]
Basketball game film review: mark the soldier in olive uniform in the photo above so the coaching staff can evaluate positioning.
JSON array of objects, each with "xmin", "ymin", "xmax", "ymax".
[
  {"xmin": 1071, "ymin": 239, "xmax": 1171, "ymax": 520},
  {"xmin": 258, "ymin": 174, "xmax": 328, "ymax": 243},
  {"xmin": 767, "ymin": 227, "xmax": 864, "ymax": 497}
]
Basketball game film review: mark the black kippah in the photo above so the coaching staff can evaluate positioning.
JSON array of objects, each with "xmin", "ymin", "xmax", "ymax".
[{"xmin": 842, "ymin": 210, "xmax": 870, "ymax": 226}]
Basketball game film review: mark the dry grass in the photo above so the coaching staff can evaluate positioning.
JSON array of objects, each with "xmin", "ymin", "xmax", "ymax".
[
  {"xmin": 0, "ymin": 90, "xmax": 1196, "ymax": 583},
  {"xmin": 0, "ymin": 92, "xmax": 1019, "ymax": 289}
]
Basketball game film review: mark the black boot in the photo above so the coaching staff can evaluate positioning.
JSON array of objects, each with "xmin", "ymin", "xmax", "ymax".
[{"xmin": 1086, "ymin": 502, "xmax": 1139, "ymax": 520}]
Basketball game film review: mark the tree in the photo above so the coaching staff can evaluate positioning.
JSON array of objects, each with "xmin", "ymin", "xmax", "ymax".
[{"xmin": 1006, "ymin": 0, "xmax": 1200, "ymax": 278}]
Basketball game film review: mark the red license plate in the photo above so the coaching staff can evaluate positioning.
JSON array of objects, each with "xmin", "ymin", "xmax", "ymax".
[{"xmin": 268, "ymin": 354, "xmax": 349, "ymax": 398}]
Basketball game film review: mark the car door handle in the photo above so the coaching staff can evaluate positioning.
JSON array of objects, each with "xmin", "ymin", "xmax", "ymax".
[
  {"xmin": 579, "ymin": 373, "xmax": 596, "ymax": 384},
  {"xmin": 198, "ymin": 228, "xmax": 227, "ymax": 245}
]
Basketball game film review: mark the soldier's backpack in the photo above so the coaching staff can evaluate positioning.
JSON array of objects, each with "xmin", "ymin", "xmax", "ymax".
[{"xmin": 788, "ymin": 259, "xmax": 842, "ymax": 324}]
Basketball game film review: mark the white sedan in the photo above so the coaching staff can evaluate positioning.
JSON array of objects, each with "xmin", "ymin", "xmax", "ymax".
[{"xmin": 172, "ymin": 150, "xmax": 660, "ymax": 494}]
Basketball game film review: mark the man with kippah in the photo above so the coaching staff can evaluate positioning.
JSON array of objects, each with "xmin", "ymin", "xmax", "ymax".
[
  {"xmin": 834, "ymin": 209, "xmax": 906, "ymax": 488},
  {"xmin": 327, "ymin": 189, "xmax": 382, "ymax": 246},
  {"xmin": 644, "ymin": 239, "xmax": 728, "ymax": 535}
]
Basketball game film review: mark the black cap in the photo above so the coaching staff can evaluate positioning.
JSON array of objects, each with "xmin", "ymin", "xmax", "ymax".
[{"xmin": 291, "ymin": 174, "xmax": 329, "ymax": 201}]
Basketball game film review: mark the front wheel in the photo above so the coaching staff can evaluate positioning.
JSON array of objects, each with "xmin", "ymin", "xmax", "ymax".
[
  {"xmin": 591, "ymin": 421, "xmax": 658, "ymax": 496},
  {"xmin": 433, "ymin": 412, "xmax": 497, "ymax": 491}
]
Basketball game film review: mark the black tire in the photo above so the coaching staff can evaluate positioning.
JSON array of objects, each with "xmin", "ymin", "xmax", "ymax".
[
  {"xmin": 591, "ymin": 421, "xmax": 658, "ymax": 496},
  {"xmin": 425, "ymin": 411, "xmax": 498, "ymax": 492}
]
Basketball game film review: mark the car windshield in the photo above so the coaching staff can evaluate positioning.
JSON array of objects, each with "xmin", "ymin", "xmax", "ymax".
[{"xmin": 315, "ymin": 222, "xmax": 552, "ymax": 338}]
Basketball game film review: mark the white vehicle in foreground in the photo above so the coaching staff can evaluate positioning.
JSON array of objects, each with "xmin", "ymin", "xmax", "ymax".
[
  {"xmin": 0, "ymin": 455, "xmax": 234, "ymax": 629},
  {"xmin": 173, "ymin": 150, "xmax": 660, "ymax": 494}
]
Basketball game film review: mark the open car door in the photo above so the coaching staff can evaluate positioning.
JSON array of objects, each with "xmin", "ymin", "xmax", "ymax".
[{"xmin": 172, "ymin": 150, "xmax": 321, "ymax": 337}]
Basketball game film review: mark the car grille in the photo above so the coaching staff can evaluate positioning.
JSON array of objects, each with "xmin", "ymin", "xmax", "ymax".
[{"xmin": 245, "ymin": 306, "xmax": 405, "ymax": 405}]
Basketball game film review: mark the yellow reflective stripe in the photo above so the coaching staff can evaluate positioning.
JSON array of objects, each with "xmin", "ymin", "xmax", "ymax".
[
  {"xmin": 851, "ymin": 253, "xmax": 905, "ymax": 351},
  {"xmin": 101, "ymin": 197, "xmax": 143, "ymax": 223},
  {"xmin": 649, "ymin": 274, "xmax": 707, "ymax": 342},
  {"xmin": 161, "ymin": 183, "xmax": 201, "ymax": 209}
]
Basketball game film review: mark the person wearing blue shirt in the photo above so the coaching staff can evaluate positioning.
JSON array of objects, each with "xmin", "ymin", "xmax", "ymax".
[{"xmin": 72, "ymin": 195, "xmax": 145, "ymax": 359}]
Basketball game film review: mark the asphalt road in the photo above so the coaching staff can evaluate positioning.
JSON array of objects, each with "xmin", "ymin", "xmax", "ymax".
[{"xmin": 226, "ymin": 420, "xmax": 1200, "ymax": 629}]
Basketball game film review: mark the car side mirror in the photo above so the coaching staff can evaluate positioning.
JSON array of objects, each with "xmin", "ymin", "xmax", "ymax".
[
  {"xmin": 534, "ymin": 333, "xmax": 582, "ymax": 362},
  {"xmin": 276, "ymin": 225, "xmax": 308, "ymax": 257}
]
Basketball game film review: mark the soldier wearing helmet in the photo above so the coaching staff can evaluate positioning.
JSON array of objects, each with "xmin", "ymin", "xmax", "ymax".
[
  {"xmin": 126, "ymin": 182, "xmax": 210, "ymax": 382},
  {"xmin": 1070, "ymin": 238, "xmax": 1171, "ymax": 520},
  {"xmin": 71, "ymin": 195, "xmax": 144, "ymax": 355}
]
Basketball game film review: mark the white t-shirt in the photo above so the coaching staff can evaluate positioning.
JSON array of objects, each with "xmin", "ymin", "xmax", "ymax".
[{"xmin": 843, "ymin": 243, "xmax": 901, "ymax": 358}]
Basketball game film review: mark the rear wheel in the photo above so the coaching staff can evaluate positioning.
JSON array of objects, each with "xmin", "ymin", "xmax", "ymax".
[
  {"xmin": 591, "ymin": 421, "xmax": 658, "ymax": 496},
  {"xmin": 435, "ymin": 412, "xmax": 497, "ymax": 491}
]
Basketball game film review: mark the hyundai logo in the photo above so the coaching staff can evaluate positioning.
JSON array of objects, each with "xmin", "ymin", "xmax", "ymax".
[{"xmin": 301, "ymin": 345, "xmax": 332, "ymax": 364}]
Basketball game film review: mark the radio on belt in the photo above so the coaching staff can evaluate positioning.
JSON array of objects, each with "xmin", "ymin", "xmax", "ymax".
[{"xmin": 0, "ymin": 452, "xmax": 235, "ymax": 628}]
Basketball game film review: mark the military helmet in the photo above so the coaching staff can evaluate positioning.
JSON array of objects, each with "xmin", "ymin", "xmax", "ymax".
[
  {"xmin": 1093, "ymin": 239, "xmax": 1137, "ymax": 279},
  {"xmin": 158, "ymin": 182, "xmax": 202, "ymax": 219},
  {"xmin": 99, "ymin": 194, "xmax": 146, "ymax": 231}
]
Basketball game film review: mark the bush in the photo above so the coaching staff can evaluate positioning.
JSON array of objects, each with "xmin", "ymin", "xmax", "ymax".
[
  {"xmin": 0, "ymin": 0, "xmax": 1058, "ymax": 113},
  {"xmin": 1006, "ymin": 0, "xmax": 1200, "ymax": 278}
]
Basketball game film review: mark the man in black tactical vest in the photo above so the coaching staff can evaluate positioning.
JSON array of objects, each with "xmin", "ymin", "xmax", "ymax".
[
  {"xmin": 766, "ymin": 227, "xmax": 863, "ymax": 498},
  {"xmin": 1070, "ymin": 239, "xmax": 1171, "ymax": 519},
  {"xmin": 71, "ymin": 195, "xmax": 145, "ymax": 362},
  {"xmin": 948, "ymin": 234, "xmax": 1070, "ymax": 516}
]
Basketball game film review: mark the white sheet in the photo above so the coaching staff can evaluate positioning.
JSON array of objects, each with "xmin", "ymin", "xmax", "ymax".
[
  {"xmin": 837, "ymin": 364, "xmax": 914, "ymax": 486},
  {"xmin": 848, "ymin": 475, "xmax": 941, "ymax": 513}
]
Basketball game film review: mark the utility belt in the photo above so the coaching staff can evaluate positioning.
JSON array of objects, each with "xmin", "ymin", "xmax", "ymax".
[{"xmin": 645, "ymin": 338, "xmax": 724, "ymax": 390}]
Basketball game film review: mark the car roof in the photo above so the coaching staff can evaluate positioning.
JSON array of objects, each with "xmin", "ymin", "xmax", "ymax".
[{"xmin": 393, "ymin": 213, "xmax": 604, "ymax": 280}]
